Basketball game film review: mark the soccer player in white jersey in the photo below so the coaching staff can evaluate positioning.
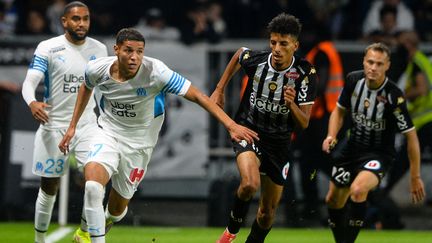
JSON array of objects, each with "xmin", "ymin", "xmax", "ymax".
[
  {"xmin": 21, "ymin": 2, "xmax": 107, "ymax": 243},
  {"xmin": 58, "ymin": 28, "xmax": 258, "ymax": 242}
]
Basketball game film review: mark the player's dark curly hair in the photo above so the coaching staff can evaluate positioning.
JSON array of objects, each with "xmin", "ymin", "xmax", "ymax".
[
  {"xmin": 267, "ymin": 13, "xmax": 302, "ymax": 38},
  {"xmin": 116, "ymin": 28, "xmax": 146, "ymax": 45}
]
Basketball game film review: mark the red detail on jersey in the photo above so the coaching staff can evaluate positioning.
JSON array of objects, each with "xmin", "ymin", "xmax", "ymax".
[
  {"xmin": 129, "ymin": 168, "xmax": 145, "ymax": 183},
  {"xmin": 285, "ymin": 72, "xmax": 300, "ymax": 79}
]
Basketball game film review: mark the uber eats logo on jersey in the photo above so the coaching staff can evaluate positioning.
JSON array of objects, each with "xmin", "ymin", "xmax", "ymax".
[
  {"xmin": 249, "ymin": 93, "xmax": 289, "ymax": 114},
  {"xmin": 110, "ymin": 101, "xmax": 136, "ymax": 117},
  {"xmin": 63, "ymin": 74, "xmax": 85, "ymax": 93}
]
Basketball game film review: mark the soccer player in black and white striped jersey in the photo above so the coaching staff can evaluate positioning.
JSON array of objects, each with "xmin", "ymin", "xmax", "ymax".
[
  {"xmin": 322, "ymin": 43, "xmax": 425, "ymax": 243},
  {"xmin": 212, "ymin": 13, "xmax": 318, "ymax": 243}
]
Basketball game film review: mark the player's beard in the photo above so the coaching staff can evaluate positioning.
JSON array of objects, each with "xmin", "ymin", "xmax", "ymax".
[{"xmin": 66, "ymin": 28, "xmax": 88, "ymax": 41}]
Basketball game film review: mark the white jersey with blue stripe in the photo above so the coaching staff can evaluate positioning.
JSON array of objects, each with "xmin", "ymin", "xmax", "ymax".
[
  {"xmin": 85, "ymin": 56, "xmax": 191, "ymax": 148},
  {"xmin": 29, "ymin": 35, "xmax": 108, "ymax": 129}
]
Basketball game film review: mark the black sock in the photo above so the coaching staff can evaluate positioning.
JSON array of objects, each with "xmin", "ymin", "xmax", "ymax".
[
  {"xmin": 227, "ymin": 194, "xmax": 251, "ymax": 234},
  {"xmin": 245, "ymin": 219, "xmax": 271, "ymax": 243},
  {"xmin": 345, "ymin": 201, "xmax": 367, "ymax": 243},
  {"xmin": 328, "ymin": 206, "xmax": 347, "ymax": 243}
]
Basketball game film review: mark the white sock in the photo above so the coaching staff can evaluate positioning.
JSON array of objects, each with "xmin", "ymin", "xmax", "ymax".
[
  {"xmin": 84, "ymin": 181, "xmax": 105, "ymax": 242},
  {"xmin": 35, "ymin": 188, "xmax": 56, "ymax": 243},
  {"xmin": 105, "ymin": 205, "xmax": 128, "ymax": 223}
]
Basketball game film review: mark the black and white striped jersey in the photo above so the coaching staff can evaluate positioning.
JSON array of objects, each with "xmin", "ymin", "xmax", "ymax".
[
  {"xmin": 234, "ymin": 49, "xmax": 317, "ymax": 140},
  {"xmin": 338, "ymin": 70, "xmax": 414, "ymax": 155}
]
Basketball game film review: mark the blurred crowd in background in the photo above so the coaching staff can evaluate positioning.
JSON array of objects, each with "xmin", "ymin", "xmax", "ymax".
[{"xmin": 0, "ymin": 0, "xmax": 431, "ymax": 46}]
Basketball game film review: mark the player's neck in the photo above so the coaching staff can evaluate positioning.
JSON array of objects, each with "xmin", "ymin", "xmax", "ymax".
[
  {"xmin": 110, "ymin": 61, "xmax": 137, "ymax": 82},
  {"xmin": 366, "ymin": 77, "xmax": 385, "ymax": 89}
]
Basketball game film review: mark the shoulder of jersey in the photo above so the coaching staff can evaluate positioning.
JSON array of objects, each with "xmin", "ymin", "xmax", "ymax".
[
  {"xmin": 297, "ymin": 56, "xmax": 315, "ymax": 75},
  {"xmin": 346, "ymin": 70, "xmax": 364, "ymax": 81},
  {"xmin": 38, "ymin": 35, "xmax": 65, "ymax": 49},
  {"xmin": 86, "ymin": 37, "xmax": 107, "ymax": 49}
]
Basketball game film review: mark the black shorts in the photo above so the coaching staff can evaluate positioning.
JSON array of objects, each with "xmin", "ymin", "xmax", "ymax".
[
  {"xmin": 330, "ymin": 148, "xmax": 392, "ymax": 187},
  {"xmin": 233, "ymin": 136, "xmax": 291, "ymax": 186}
]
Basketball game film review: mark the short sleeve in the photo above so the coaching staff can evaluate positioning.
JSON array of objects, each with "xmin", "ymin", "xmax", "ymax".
[
  {"xmin": 158, "ymin": 61, "xmax": 191, "ymax": 96},
  {"xmin": 297, "ymin": 65, "xmax": 318, "ymax": 105},
  {"xmin": 337, "ymin": 72, "xmax": 357, "ymax": 109},
  {"xmin": 389, "ymin": 90, "xmax": 415, "ymax": 133},
  {"xmin": 84, "ymin": 60, "xmax": 98, "ymax": 89}
]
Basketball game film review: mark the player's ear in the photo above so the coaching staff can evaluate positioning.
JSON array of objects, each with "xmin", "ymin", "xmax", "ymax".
[
  {"xmin": 61, "ymin": 16, "xmax": 67, "ymax": 29},
  {"xmin": 113, "ymin": 45, "xmax": 119, "ymax": 55}
]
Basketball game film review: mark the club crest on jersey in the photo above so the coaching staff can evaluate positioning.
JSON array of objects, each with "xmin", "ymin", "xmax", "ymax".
[
  {"xmin": 89, "ymin": 55, "xmax": 97, "ymax": 61},
  {"xmin": 364, "ymin": 98, "xmax": 370, "ymax": 108},
  {"xmin": 268, "ymin": 81, "xmax": 278, "ymax": 92},
  {"xmin": 364, "ymin": 160, "xmax": 381, "ymax": 170},
  {"xmin": 397, "ymin": 96, "xmax": 405, "ymax": 105},
  {"xmin": 136, "ymin": 87, "xmax": 147, "ymax": 96},
  {"xmin": 282, "ymin": 162, "xmax": 290, "ymax": 180}
]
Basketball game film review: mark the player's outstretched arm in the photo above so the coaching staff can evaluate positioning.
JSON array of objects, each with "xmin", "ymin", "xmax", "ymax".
[
  {"xmin": 185, "ymin": 84, "xmax": 258, "ymax": 143},
  {"xmin": 405, "ymin": 129, "xmax": 426, "ymax": 204},
  {"xmin": 58, "ymin": 84, "xmax": 93, "ymax": 155},
  {"xmin": 210, "ymin": 47, "xmax": 245, "ymax": 108},
  {"xmin": 322, "ymin": 105, "xmax": 345, "ymax": 153}
]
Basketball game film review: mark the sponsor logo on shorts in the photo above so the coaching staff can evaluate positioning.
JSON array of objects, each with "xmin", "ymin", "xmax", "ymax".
[
  {"xmin": 35, "ymin": 161, "xmax": 44, "ymax": 172},
  {"xmin": 282, "ymin": 162, "xmax": 290, "ymax": 180},
  {"xmin": 364, "ymin": 160, "xmax": 381, "ymax": 170},
  {"xmin": 238, "ymin": 140, "xmax": 247, "ymax": 148},
  {"xmin": 129, "ymin": 168, "xmax": 145, "ymax": 183}
]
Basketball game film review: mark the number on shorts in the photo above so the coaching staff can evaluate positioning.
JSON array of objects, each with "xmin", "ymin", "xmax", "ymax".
[
  {"xmin": 44, "ymin": 158, "xmax": 65, "ymax": 174},
  {"xmin": 332, "ymin": 166, "xmax": 351, "ymax": 185},
  {"xmin": 88, "ymin": 144, "xmax": 103, "ymax": 158}
]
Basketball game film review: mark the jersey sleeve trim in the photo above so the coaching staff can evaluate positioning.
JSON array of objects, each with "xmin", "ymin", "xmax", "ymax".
[
  {"xmin": 400, "ymin": 126, "xmax": 415, "ymax": 134},
  {"xmin": 299, "ymin": 101, "xmax": 314, "ymax": 106},
  {"xmin": 30, "ymin": 55, "xmax": 48, "ymax": 73},
  {"xmin": 161, "ymin": 72, "xmax": 187, "ymax": 95},
  {"xmin": 336, "ymin": 102, "xmax": 347, "ymax": 110}
]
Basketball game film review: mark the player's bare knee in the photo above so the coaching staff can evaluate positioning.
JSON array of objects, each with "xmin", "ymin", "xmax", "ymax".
[
  {"xmin": 325, "ymin": 194, "xmax": 344, "ymax": 208},
  {"xmin": 257, "ymin": 208, "xmax": 275, "ymax": 229},
  {"xmin": 239, "ymin": 181, "xmax": 259, "ymax": 198},
  {"xmin": 349, "ymin": 185, "xmax": 369, "ymax": 202},
  {"xmin": 41, "ymin": 177, "xmax": 60, "ymax": 195}
]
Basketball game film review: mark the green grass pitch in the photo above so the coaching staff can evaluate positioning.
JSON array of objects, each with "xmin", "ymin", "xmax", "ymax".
[{"xmin": 1, "ymin": 222, "xmax": 431, "ymax": 242}]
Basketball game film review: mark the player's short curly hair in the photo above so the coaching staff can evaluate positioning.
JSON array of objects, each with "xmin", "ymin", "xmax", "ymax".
[
  {"xmin": 116, "ymin": 28, "xmax": 146, "ymax": 45},
  {"xmin": 267, "ymin": 13, "xmax": 302, "ymax": 38},
  {"xmin": 63, "ymin": 1, "xmax": 88, "ymax": 16}
]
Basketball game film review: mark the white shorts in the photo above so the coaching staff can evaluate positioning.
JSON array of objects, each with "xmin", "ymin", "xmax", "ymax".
[
  {"xmin": 86, "ymin": 128, "xmax": 153, "ymax": 199},
  {"xmin": 32, "ymin": 123, "xmax": 99, "ymax": 177}
]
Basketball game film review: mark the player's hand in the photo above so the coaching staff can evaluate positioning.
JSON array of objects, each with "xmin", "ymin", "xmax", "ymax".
[
  {"xmin": 227, "ymin": 122, "xmax": 259, "ymax": 144},
  {"xmin": 210, "ymin": 89, "xmax": 225, "ymax": 109},
  {"xmin": 58, "ymin": 127, "xmax": 76, "ymax": 155},
  {"xmin": 410, "ymin": 176, "xmax": 425, "ymax": 204},
  {"xmin": 322, "ymin": 136, "xmax": 337, "ymax": 154},
  {"xmin": 29, "ymin": 101, "xmax": 51, "ymax": 124},
  {"xmin": 283, "ymin": 86, "xmax": 296, "ymax": 108}
]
